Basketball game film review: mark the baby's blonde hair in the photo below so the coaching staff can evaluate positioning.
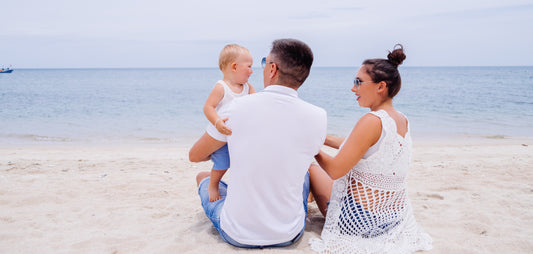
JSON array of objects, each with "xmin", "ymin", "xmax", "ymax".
[{"xmin": 218, "ymin": 44, "xmax": 250, "ymax": 71}]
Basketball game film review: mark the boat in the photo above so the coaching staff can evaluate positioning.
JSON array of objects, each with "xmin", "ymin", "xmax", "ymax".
[{"xmin": 0, "ymin": 66, "xmax": 13, "ymax": 73}]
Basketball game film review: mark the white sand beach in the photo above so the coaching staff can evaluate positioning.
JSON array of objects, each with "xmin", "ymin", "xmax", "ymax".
[{"xmin": 1, "ymin": 136, "xmax": 532, "ymax": 253}]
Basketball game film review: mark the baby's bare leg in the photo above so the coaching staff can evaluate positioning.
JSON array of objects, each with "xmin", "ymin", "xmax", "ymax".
[
  {"xmin": 208, "ymin": 169, "xmax": 227, "ymax": 202},
  {"xmin": 189, "ymin": 132, "xmax": 226, "ymax": 162}
]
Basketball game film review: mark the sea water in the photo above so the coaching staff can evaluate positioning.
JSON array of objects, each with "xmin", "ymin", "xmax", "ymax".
[{"xmin": 1, "ymin": 67, "xmax": 532, "ymax": 145}]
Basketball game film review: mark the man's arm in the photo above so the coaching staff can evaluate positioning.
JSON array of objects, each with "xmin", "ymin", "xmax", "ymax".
[{"xmin": 324, "ymin": 135, "xmax": 344, "ymax": 149}]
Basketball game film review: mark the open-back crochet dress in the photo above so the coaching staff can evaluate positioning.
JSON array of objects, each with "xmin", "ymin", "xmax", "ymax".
[{"xmin": 310, "ymin": 110, "xmax": 433, "ymax": 254}]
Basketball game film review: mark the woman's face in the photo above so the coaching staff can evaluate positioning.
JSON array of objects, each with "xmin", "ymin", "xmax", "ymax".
[{"xmin": 351, "ymin": 66, "xmax": 378, "ymax": 108}]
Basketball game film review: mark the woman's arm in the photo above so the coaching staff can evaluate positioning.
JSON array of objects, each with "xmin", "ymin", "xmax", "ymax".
[{"xmin": 315, "ymin": 114, "xmax": 382, "ymax": 180}]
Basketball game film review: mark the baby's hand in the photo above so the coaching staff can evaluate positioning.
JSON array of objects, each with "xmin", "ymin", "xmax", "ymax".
[{"xmin": 215, "ymin": 117, "xmax": 232, "ymax": 135}]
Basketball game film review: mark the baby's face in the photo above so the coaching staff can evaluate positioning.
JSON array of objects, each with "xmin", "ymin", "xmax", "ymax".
[{"xmin": 233, "ymin": 53, "xmax": 253, "ymax": 84}]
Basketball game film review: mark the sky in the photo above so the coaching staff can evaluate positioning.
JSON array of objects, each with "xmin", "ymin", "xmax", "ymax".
[{"xmin": 1, "ymin": 0, "xmax": 532, "ymax": 68}]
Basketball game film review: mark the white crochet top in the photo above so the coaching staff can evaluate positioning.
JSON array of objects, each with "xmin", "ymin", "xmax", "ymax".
[{"xmin": 310, "ymin": 110, "xmax": 433, "ymax": 254}]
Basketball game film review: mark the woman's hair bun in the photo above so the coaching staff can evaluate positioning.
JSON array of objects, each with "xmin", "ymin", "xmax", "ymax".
[{"xmin": 387, "ymin": 44, "xmax": 406, "ymax": 68}]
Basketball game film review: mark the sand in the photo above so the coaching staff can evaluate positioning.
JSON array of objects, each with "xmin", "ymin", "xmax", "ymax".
[{"xmin": 0, "ymin": 136, "xmax": 532, "ymax": 253}]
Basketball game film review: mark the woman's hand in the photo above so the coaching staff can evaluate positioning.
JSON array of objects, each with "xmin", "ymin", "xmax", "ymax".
[{"xmin": 316, "ymin": 113, "xmax": 382, "ymax": 180}]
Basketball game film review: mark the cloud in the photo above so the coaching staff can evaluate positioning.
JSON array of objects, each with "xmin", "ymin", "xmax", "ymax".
[{"xmin": 1, "ymin": 0, "xmax": 532, "ymax": 67}]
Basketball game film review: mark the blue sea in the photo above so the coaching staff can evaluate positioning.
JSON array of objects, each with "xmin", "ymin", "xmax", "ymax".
[{"xmin": 1, "ymin": 67, "xmax": 532, "ymax": 145}]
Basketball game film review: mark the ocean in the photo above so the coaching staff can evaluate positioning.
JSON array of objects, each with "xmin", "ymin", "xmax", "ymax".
[{"xmin": 1, "ymin": 67, "xmax": 532, "ymax": 145}]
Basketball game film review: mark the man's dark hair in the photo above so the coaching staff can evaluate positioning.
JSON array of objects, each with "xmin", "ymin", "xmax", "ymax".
[{"xmin": 270, "ymin": 39, "xmax": 313, "ymax": 88}]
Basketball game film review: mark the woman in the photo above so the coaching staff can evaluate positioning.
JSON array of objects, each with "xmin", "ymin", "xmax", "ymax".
[{"xmin": 309, "ymin": 45, "xmax": 433, "ymax": 253}]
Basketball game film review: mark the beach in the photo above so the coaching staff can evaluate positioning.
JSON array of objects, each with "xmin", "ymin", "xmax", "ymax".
[{"xmin": 1, "ymin": 136, "xmax": 532, "ymax": 253}]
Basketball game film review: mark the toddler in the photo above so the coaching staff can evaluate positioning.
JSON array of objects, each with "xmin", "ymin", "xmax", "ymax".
[{"xmin": 196, "ymin": 44, "xmax": 255, "ymax": 201}]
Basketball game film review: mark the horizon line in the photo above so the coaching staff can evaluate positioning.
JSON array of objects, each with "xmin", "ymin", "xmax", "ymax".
[{"xmin": 4, "ymin": 65, "xmax": 533, "ymax": 70}]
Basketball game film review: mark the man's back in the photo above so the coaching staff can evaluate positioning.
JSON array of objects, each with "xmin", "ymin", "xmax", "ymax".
[{"xmin": 221, "ymin": 85, "xmax": 327, "ymax": 245}]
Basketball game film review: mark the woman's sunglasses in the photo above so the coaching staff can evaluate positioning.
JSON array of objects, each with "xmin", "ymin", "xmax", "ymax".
[{"xmin": 353, "ymin": 78, "xmax": 373, "ymax": 89}]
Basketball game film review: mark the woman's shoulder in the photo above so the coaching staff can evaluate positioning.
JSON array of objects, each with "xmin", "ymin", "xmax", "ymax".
[
  {"xmin": 352, "ymin": 113, "xmax": 383, "ymax": 139},
  {"xmin": 359, "ymin": 112, "xmax": 382, "ymax": 125},
  {"xmin": 357, "ymin": 112, "xmax": 384, "ymax": 130}
]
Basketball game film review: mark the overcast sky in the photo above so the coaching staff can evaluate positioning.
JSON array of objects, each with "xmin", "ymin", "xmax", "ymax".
[{"xmin": 1, "ymin": 0, "xmax": 532, "ymax": 68}]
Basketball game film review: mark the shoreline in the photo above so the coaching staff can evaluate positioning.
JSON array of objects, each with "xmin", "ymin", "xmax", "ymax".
[
  {"xmin": 1, "ymin": 137, "xmax": 532, "ymax": 253},
  {"xmin": 1, "ymin": 132, "xmax": 531, "ymax": 148}
]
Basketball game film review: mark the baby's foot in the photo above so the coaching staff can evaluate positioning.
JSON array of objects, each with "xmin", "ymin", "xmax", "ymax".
[{"xmin": 208, "ymin": 184, "xmax": 222, "ymax": 202}]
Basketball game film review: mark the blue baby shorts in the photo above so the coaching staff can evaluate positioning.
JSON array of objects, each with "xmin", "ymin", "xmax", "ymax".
[{"xmin": 211, "ymin": 144, "xmax": 230, "ymax": 170}]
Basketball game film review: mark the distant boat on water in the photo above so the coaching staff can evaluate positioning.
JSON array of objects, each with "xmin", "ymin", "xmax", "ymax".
[{"xmin": 0, "ymin": 65, "xmax": 13, "ymax": 73}]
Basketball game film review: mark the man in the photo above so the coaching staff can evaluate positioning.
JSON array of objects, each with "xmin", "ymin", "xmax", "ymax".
[{"xmin": 194, "ymin": 38, "xmax": 327, "ymax": 248}]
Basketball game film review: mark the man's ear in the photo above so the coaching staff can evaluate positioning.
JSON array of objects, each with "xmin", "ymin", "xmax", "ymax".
[{"xmin": 268, "ymin": 64, "xmax": 278, "ymax": 81}]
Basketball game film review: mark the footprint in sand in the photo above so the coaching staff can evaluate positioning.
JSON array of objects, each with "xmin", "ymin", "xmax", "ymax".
[{"xmin": 426, "ymin": 193, "xmax": 444, "ymax": 200}]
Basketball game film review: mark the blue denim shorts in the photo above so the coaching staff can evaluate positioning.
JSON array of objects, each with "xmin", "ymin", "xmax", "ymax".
[
  {"xmin": 338, "ymin": 195, "xmax": 400, "ymax": 238},
  {"xmin": 211, "ymin": 144, "xmax": 230, "ymax": 170},
  {"xmin": 198, "ymin": 173, "xmax": 310, "ymax": 248}
]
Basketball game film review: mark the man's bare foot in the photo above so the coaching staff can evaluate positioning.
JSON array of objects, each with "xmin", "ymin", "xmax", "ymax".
[{"xmin": 208, "ymin": 183, "xmax": 222, "ymax": 202}]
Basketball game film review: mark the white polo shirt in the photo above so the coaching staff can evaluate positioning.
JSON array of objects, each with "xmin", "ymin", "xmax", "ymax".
[{"xmin": 220, "ymin": 85, "xmax": 327, "ymax": 245}]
